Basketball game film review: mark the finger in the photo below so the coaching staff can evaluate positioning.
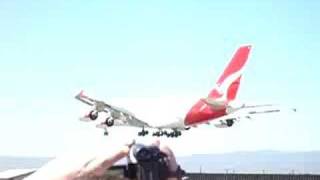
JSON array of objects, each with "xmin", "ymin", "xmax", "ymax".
[
  {"xmin": 160, "ymin": 145, "xmax": 174, "ymax": 157},
  {"xmin": 150, "ymin": 139, "xmax": 160, "ymax": 147},
  {"xmin": 160, "ymin": 145, "xmax": 179, "ymax": 172},
  {"xmin": 125, "ymin": 139, "xmax": 136, "ymax": 148}
]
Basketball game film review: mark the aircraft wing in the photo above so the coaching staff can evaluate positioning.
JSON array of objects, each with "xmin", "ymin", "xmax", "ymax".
[
  {"xmin": 75, "ymin": 90, "xmax": 151, "ymax": 128},
  {"xmin": 96, "ymin": 114, "xmax": 151, "ymax": 129},
  {"xmin": 212, "ymin": 104, "xmax": 296, "ymax": 128},
  {"xmin": 75, "ymin": 90, "xmax": 112, "ymax": 108},
  {"xmin": 240, "ymin": 104, "xmax": 297, "ymax": 114}
]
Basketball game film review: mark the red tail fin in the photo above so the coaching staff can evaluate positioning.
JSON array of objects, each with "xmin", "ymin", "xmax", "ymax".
[{"xmin": 208, "ymin": 45, "xmax": 252, "ymax": 101}]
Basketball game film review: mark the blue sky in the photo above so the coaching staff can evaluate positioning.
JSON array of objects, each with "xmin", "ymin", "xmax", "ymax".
[{"xmin": 0, "ymin": 1, "xmax": 319, "ymax": 157}]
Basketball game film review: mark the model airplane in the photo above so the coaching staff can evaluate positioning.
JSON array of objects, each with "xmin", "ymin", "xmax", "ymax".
[{"xmin": 75, "ymin": 45, "xmax": 296, "ymax": 137}]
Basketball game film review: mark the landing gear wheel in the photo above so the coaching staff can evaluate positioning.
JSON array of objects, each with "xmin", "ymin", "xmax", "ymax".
[
  {"xmin": 159, "ymin": 131, "xmax": 164, "ymax": 136},
  {"xmin": 177, "ymin": 131, "xmax": 182, "ymax": 136},
  {"xmin": 168, "ymin": 130, "xmax": 181, "ymax": 138},
  {"xmin": 89, "ymin": 110, "xmax": 98, "ymax": 120},
  {"xmin": 104, "ymin": 131, "xmax": 109, "ymax": 136},
  {"xmin": 174, "ymin": 131, "xmax": 179, "ymax": 137},
  {"xmin": 163, "ymin": 131, "xmax": 168, "ymax": 136},
  {"xmin": 226, "ymin": 119, "xmax": 234, "ymax": 127},
  {"xmin": 138, "ymin": 129, "xmax": 148, "ymax": 136},
  {"xmin": 167, "ymin": 132, "xmax": 174, "ymax": 138}
]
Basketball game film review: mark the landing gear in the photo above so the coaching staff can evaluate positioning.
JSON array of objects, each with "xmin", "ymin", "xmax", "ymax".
[
  {"xmin": 166, "ymin": 130, "xmax": 181, "ymax": 138},
  {"xmin": 152, "ymin": 130, "xmax": 181, "ymax": 138},
  {"xmin": 104, "ymin": 130, "xmax": 109, "ymax": 136},
  {"xmin": 103, "ymin": 127, "xmax": 109, "ymax": 136},
  {"xmin": 96, "ymin": 122, "xmax": 109, "ymax": 136},
  {"xmin": 138, "ymin": 128, "xmax": 149, "ymax": 136},
  {"xmin": 226, "ymin": 119, "xmax": 234, "ymax": 127},
  {"xmin": 89, "ymin": 110, "xmax": 98, "ymax": 120},
  {"xmin": 176, "ymin": 131, "xmax": 182, "ymax": 136},
  {"xmin": 171, "ymin": 130, "xmax": 181, "ymax": 137},
  {"xmin": 152, "ymin": 131, "xmax": 161, "ymax": 136}
]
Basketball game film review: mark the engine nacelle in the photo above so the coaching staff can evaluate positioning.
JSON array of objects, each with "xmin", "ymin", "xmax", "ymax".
[
  {"xmin": 79, "ymin": 115, "xmax": 91, "ymax": 122},
  {"xmin": 105, "ymin": 117, "xmax": 114, "ymax": 127},
  {"xmin": 88, "ymin": 110, "xmax": 98, "ymax": 120}
]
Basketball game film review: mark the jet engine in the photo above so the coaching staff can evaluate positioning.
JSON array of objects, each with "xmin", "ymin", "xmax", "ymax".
[
  {"xmin": 89, "ymin": 110, "xmax": 98, "ymax": 120},
  {"xmin": 105, "ymin": 117, "xmax": 114, "ymax": 127}
]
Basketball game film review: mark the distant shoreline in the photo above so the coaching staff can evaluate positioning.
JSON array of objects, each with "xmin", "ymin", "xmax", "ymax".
[{"xmin": 1, "ymin": 151, "xmax": 320, "ymax": 174}]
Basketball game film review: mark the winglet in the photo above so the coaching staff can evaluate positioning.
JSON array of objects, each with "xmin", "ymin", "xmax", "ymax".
[
  {"xmin": 79, "ymin": 90, "xmax": 85, "ymax": 97},
  {"xmin": 76, "ymin": 90, "xmax": 87, "ymax": 99}
]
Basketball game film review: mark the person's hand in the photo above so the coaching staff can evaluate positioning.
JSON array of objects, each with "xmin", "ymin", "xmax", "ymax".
[
  {"xmin": 152, "ymin": 140, "xmax": 179, "ymax": 173},
  {"xmin": 24, "ymin": 139, "xmax": 183, "ymax": 180},
  {"xmin": 151, "ymin": 140, "xmax": 184, "ymax": 180},
  {"xmin": 24, "ymin": 142, "xmax": 132, "ymax": 180}
]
